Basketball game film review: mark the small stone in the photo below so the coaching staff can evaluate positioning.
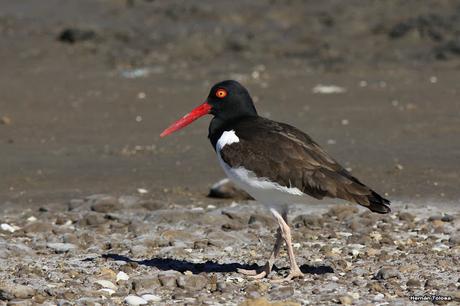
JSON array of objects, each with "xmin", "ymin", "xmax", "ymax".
[
  {"xmin": 270, "ymin": 285, "xmax": 294, "ymax": 300},
  {"xmin": 208, "ymin": 178, "xmax": 252, "ymax": 200},
  {"xmin": 131, "ymin": 277, "xmax": 161, "ymax": 294},
  {"xmin": 326, "ymin": 205, "xmax": 358, "ymax": 220},
  {"xmin": 398, "ymin": 212, "xmax": 415, "ymax": 222},
  {"xmin": 140, "ymin": 200, "xmax": 168, "ymax": 211},
  {"xmin": 406, "ymin": 279, "xmax": 421, "ymax": 288},
  {"xmin": 428, "ymin": 215, "xmax": 443, "ymax": 222},
  {"xmin": 432, "ymin": 220, "xmax": 445, "ymax": 228},
  {"xmin": 441, "ymin": 215, "xmax": 454, "ymax": 222},
  {"xmin": 34, "ymin": 294, "xmax": 47, "ymax": 303},
  {"xmin": 141, "ymin": 294, "xmax": 161, "ymax": 302},
  {"xmin": 99, "ymin": 288, "xmax": 116, "ymax": 296},
  {"xmin": 366, "ymin": 248, "xmax": 379, "ymax": 257},
  {"xmin": 373, "ymin": 293, "xmax": 385, "ymax": 302},
  {"xmin": 124, "ymin": 295, "xmax": 147, "ymax": 305},
  {"xmin": 293, "ymin": 214, "xmax": 323, "ymax": 228},
  {"xmin": 425, "ymin": 279, "xmax": 442, "ymax": 289},
  {"xmin": 116, "ymin": 271, "xmax": 129, "ymax": 282},
  {"xmin": 374, "ymin": 267, "xmax": 399, "ymax": 280},
  {"xmin": 23, "ymin": 222, "xmax": 52, "ymax": 233},
  {"xmin": 158, "ymin": 271, "xmax": 179, "ymax": 288},
  {"xmin": 58, "ymin": 28, "xmax": 97, "ymax": 43},
  {"xmin": 81, "ymin": 213, "xmax": 105, "ymax": 226},
  {"xmin": 248, "ymin": 214, "xmax": 276, "ymax": 228},
  {"xmin": 239, "ymin": 297, "xmax": 300, "ymax": 306},
  {"xmin": 222, "ymin": 222, "xmax": 244, "ymax": 231},
  {"xmin": 98, "ymin": 268, "xmax": 117, "ymax": 279},
  {"xmin": 0, "ymin": 223, "xmax": 17, "ymax": 233},
  {"xmin": 118, "ymin": 195, "xmax": 141, "ymax": 207},
  {"xmin": 177, "ymin": 274, "xmax": 208, "ymax": 291},
  {"xmin": 368, "ymin": 282, "xmax": 385, "ymax": 293},
  {"xmin": 90, "ymin": 195, "xmax": 121, "ymax": 213},
  {"xmin": 0, "ymin": 283, "xmax": 35, "ymax": 299},
  {"xmin": 339, "ymin": 295, "xmax": 353, "ymax": 305},
  {"xmin": 137, "ymin": 188, "xmax": 148, "ymax": 194},
  {"xmin": 0, "ymin": 116, "xmax": 12, "ymax": 125},
  {"xmin": 245, "ymin": 282, "xmax": 269, "ymax": 299},
  {"xmin": 95, "ymin": 280, "xmax": 118, "ymax": 290},
  {"xmin": 46, "ymin": 242, "xmax": 77, "ymax": 253},
  {"xmin": 27, "ymin": 216, "xmax": 37, "ymax": 222},
  {"xmin": 449, "ymin": 234, "xmax": 460, "ymax": 245},
  {"xmin": 68, "ymin": 199, "xmax": 84, "ymax": 210}
]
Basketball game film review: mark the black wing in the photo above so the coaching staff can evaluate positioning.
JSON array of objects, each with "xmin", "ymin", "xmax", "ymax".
[{"xmin": 220, "ymin": 117, "xmax": 390, "ymax": 213}]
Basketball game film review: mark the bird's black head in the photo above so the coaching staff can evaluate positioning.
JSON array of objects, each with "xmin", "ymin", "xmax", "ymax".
[
  {"xmin": 160, "ymin": 80, "xmax": 258, "ymax": 138},
  {"xmin": 207, "ymin": 80, "xmax": 258, "ymax": 121}
]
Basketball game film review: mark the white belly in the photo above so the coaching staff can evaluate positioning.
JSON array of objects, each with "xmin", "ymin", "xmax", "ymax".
[{"xmin": 215, "ymin": 130, "xmax": 304, "ymax": 208}]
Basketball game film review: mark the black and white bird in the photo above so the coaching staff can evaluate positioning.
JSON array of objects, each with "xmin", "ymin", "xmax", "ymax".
[{"xmin": 161, "ymin": 80, "xmax": 390, "ymax": 281}]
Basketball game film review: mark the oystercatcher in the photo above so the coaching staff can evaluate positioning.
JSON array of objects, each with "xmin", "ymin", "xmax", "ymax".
[{"xmin": 161, "ymin": 80, "xmax": 390, "ymax": 281}]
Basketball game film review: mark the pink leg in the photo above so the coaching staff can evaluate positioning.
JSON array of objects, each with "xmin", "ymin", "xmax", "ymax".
[
  {"xmin": 238, "ymin": 227, "xmax": 283, "ymax": 279},
  {"xmin": 270, "ymin": 208, "xmax": 304, "ymax": 282}
]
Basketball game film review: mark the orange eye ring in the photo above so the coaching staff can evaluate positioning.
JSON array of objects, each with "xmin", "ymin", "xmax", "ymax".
[{"xmin": 216, "ymin": 88, "xmax": 227, "ymax": 99}]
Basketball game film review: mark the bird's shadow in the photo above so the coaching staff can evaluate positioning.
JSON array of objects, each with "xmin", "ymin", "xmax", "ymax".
[{"xmin": 101, "ymin": 253, "xmax": 333, "ymax": 275}]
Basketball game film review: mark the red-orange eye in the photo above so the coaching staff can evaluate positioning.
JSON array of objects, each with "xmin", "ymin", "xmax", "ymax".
[{"xmin": 215, "ymin": 88, "xmax": 227, "ymax": 99}]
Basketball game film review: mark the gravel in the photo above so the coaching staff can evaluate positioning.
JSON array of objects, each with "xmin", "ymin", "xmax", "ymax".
[{"xmin": 0, "ymin": 195, "xmax": 458, "ymax": 305}]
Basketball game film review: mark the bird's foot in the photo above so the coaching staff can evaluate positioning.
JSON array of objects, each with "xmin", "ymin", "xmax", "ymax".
[
  {"xmin": 271, "ymin": 268, "xmax": 304, "ymax": 283},
  {"xmin": 237, "ymin": 262, "xmax": 272, "ymax": 279}
]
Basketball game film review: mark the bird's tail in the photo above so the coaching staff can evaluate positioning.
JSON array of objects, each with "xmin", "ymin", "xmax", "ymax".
[
  {"xmin": 338, "ymin": 169, "xmax": 391, "ymax": 214},
  {"xmin": 366, "ymin": 190, "xmax": 391, "ymax": 214}
]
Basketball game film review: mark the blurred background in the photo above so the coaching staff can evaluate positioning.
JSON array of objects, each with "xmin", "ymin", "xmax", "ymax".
[{"xmin": 1, "ymin": 0, "xmax": 459, "ymax": 208}]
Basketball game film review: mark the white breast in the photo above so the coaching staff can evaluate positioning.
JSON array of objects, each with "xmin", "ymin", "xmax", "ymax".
[{"xmin": 216, "ymin": 130, "xmax": 304, "ymax": 208}]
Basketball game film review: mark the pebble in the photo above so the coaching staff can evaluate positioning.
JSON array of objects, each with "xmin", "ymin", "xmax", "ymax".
[
  {"xmin": 158, "ymin": 271, "xmax": 179, "ymax": 288},
  {"xmin": 208, "ymin": 178, "xmax": 252, "ymax": 199},
  {"xmin": 373, "ymin": 293, "xmax": 385, "ymax": 301},
  {"xmin": 312, "ymin": 84, "xmax": 346, "ymax": 94},
  {"xmin": 374, "ymin": 267, "xmax": 400, "ymax": 280},
  {"xmin": 99, "ymin": 288, "xmax": 116, "ymax": 296},
  {"xmin": 46, "ymin": 242, "xmax": 77, "ymax": 253},
  {"xmin": 240, "ymin": 297, "xmax": 300, "ymax": 306},
  {"xmin": 177, "ymin": 274, "xmax": 208, "ymax": 291},
  {"xmin": 137, "ymin": 188, "xmax": 148, "ymax": 194},
  {"xmin": 0, "ymin": 115, "xmax": 12, "ymax": 125},
  {"xmin": 432, "ymin": 243, "xmax": 449, "ymax": 252},
  {"xmin": 23, "ymin": 222, "xmax": 52, "ymax": 233},
  {"xmin": 269, "ymin": 285, "xmax": 294, "ymax": 300},
  {"xmin": 406, "ymin": 278, "xmax": 421, "ymax": 288},
  {"xmin": 124, "ymin": 295, "xmax": 148, "ymax": 305},
  {"xmin": 293, "ymin": 214, "xmax": 323, "ymax": 228},
  {"xmin": 339, "ymin": 295, "xmax": 353, "ymax": 305},
  {"xmin": 441, "ymin": 215, "xmax": 454, "ymax": 222},
  {"xmin": 118, "ymin": 195, "xmax": 141, "ymax": 207},
  {"xmin": 132, "ymin": 276, "xmax": 161, "ymax": 294},
  {"xmin": 140, "ymin": 200, "xmax": 168, "ymax": 210},
  {"xmin": 245, "ymin": 282, "xmax": 269, "ymax": 298},
  {"xmin": 95, "ymin": 280, "xmax": 118, "ymax": 290},
  {"xmin": 116, "ymin": 271, "xmax": 129, "ymax": 282},
  {"xmin": 449, "ymin": 234, "xmax": 460, "ymax": 245},
  {"xmin": 26, "ymin": 216, "xmax": 37, "ymax": 222},
  {"xmin": 141, "ymin": 294, "xmax": 161, "ymax": 302},
  {"xmin": 0, "ymin": 283, "xmax": 35, "ymax": 299},
  {"xmin": 90, "ymin": 195, "xmax": 121, "ymax": 213},
  {"xmin": 0, "ymin": 223, "xmax": 17, "ymax": 233},
  {"xmin": 398, "ymin": 212, "xmax": 415, "ymax": 222}
]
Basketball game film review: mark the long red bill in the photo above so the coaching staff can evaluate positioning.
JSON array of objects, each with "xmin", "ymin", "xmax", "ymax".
[{"xmin": 160, "ymin": 102, "xmax": 212, "ymax": 137}]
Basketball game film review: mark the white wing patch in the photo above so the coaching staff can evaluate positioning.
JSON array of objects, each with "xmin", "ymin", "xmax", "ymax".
[{"xmin": 215, "ymin": 130, "xmax": 304, "ymax": 206}]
